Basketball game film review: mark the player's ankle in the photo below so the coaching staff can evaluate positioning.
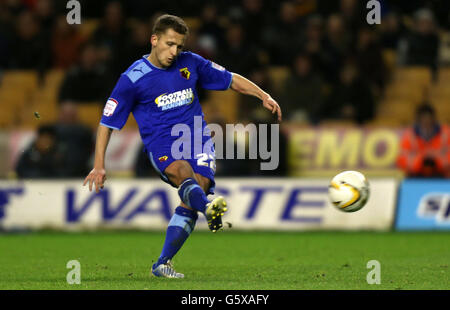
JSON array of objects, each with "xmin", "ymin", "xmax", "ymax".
[{"xmin": 154, "ymin": 257, "xmax": 169, "ymax": 268}]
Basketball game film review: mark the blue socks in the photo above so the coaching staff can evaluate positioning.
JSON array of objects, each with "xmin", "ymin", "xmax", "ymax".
[
  {"xmin": 177, "ymin": 178, "xmax": 209, "ymax": 214},
  {"xmin": 153, "ymin": 206, "xmax": 198, "ymax": 268},
  {"xmin": 153, "ymin": 178, "xmax": 208, "ymax": 269}
]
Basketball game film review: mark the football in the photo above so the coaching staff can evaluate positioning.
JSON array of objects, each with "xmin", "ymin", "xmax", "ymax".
[{"xmin": 328, "ymin": 171, "xmax": 370, "ymax": 212}]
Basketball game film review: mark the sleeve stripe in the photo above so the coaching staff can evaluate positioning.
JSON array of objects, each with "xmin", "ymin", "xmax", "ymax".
[
  {"xmin": 226, "ymin": 72, "xmax": 234, "ymax": 90},
  {"xmin": 100, "ymin": 122, "xmax": 121, "ymax": 130}
]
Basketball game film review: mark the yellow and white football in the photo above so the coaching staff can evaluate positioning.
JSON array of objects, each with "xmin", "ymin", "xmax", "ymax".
[{"xmin": 328, "ymin": 171, "xmax": 370, "ymax": 212}]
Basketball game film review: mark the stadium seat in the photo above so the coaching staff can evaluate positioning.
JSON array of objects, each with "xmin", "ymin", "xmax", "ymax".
[
  {"xmin": 434, "ymin": 102, "xmax": 450, "ymax": 124},
  {"xmin": 0, "ymin": 71, "xmax": 38, "ymax": 92},
  {"xmin": 78, "ymin": 19, "xmax": 100, "ymax": 40},
  {"xmin": 384, "ymin": 82, "xmax": 426, "ymax": 100},
  {"xmin": 206, "ymin": 89, "xmax": 239, "ymax": 123},
  {"xmin": 182, "ymin": 17, "xmax": 202, "ymax": 31},
  {"xmin": 429, "ymin": 68, "xmax": 450, "ymax": 100},
  {"xmin": 77, "ymin": 103, "xmax": 103, "ymax": 130},
  {"xmin": 378, "ymin": 100, "xmax": 415, "ymax": 114},
  {"xmin": 0, "ymin": 88, "xmax": 27, "ymax": 104},
  {"xmin": 268, "ymin": 66, "xmax": 290, "ymax": 94},
  {"xmin": 438, "ymin": 32, "xmax": 450, "ymax": 65},
  {"xmin": 42, "ymin": 70, "xmax": 65, "ymax": 92},
  {"xmin": 0, "ymin": 102, "xmax": 18, "ymax": 129},
  {"xmin": 0, "ymin": 72, "xmax": 39, "ymax": 128},
  {"xmin": 23, "ymin": 94, "xmax": 59, "ymax": 129},
  {"xmin": 429, "ymin": 86, "xmax": 450, "ymax": 101},
  {"xmin": 122, "ymin": 114, "xmax": 139, "ymax": 130},
  {"xmin": 365, "ymin": 118, "xmax": 403, "ymax": 128},
  {"xmin": 317, "ymin": 120, "xmax": 357, "ymax": 128},
  {"xmin": 376, "ymin": 98, "xmax": 416, "ymax": 125},
  {"xmin": 10, "ymin": 70, "xmax": 67, "ymax": 129},
  {"xmin": 436, "ymin": 67, "xmax": 450, "ymax": 82},
  {"xmin": 392, "ymin": 66, "xmax": 432, "ymax": 87},
  {"xmin": 382, "ymin": 49, "xmax": 397, "ymax": 75}
]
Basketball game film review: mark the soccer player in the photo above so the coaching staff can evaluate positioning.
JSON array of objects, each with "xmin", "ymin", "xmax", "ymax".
[{"xmin": 83, "ymin": 14, "xmax": 282, "ymax": 278}]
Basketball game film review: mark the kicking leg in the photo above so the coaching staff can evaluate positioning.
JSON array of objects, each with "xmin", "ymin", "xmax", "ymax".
[
  {"xmin": 165, "ymin": 161, "xmax": 227, "ymax": 231},
  {"xmin": 165, "ymin": 160, "xmax": 210, "ymax": 214}
]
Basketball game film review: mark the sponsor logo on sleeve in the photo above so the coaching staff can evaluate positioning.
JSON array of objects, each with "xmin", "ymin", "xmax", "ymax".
[{"xmin": 103, "ymin": 98, "xmax": 118, "ymax": 116}]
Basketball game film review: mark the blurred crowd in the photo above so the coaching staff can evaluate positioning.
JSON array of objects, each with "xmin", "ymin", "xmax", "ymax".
[{"xmin": 0, "ymin": 0, "xmax": 448, "ymax": 178}]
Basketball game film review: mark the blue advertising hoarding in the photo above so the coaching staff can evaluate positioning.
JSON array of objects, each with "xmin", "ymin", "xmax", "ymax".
[{"xmin": 396, "ymin": 179, "xmax": 450, "ymax": 230}]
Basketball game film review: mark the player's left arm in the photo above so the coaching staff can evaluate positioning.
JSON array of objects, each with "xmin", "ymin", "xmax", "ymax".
[
  {"xmin": 192, "ymin": 52, "xmax": 281, "ymax": 121},
  {"xmin": 230, "ymin": 73, "xmax": 282, "ymax": 122}
]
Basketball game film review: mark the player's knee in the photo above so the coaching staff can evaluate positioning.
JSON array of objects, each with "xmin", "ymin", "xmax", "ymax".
[{"xmin": 165, "ymin": 160, "xmax": 195, "ymax": 186}]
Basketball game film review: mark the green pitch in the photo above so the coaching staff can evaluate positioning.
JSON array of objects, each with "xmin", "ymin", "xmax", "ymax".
[{"xmin": 0, "ymin": 231, "xmax": 448, "ymax": 290}]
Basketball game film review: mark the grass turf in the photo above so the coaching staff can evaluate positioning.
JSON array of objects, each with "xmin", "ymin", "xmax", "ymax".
[{"xmin": 0, "ymin": 231, "xmax": 448, "ymax": 290}]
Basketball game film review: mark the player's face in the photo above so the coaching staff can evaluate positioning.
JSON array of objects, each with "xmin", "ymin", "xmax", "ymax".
[{"xmin": 151, "ymin": 29, "xmax": 186, "ymax": 68}]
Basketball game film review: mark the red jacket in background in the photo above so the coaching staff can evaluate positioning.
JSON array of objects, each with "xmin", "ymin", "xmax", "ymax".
[{"xmin": 397, "ymin": 124, "xmax": 450, "ymax": 177}]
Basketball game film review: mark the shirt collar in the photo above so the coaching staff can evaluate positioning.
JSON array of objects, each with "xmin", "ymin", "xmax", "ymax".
[{"xmin": 142, "ymin": 54, "xmax": 169, "ymax": 70}]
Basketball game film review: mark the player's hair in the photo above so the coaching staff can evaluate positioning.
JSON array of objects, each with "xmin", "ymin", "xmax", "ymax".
[{"xmin": 152, "ymin": 14, "xmax": 189, "ymax": 36}]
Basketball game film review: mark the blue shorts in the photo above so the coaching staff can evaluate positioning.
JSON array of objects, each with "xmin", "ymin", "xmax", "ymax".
[{"xmin": 145, "ymin": 142, "xmax": 216, "ymax": 196}]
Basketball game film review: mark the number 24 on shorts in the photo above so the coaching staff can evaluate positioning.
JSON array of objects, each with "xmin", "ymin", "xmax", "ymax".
[{"xmin": 196, "ymin": 153, "xmax": 216, "ymax": 171}]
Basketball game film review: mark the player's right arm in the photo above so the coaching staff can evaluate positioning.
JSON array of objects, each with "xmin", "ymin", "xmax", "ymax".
[
  {"xmin": 83, "ymin": 125, "xmax": 112, "ymax": 193},
  {"xmin": 83, "ymin": 73, "xmax": 136, "ymax": 192}
]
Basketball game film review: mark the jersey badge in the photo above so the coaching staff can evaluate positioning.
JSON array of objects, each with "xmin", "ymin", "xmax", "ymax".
[{"xmin": 180, "ymin": 67, "xmax": 191, "ymax": 80}]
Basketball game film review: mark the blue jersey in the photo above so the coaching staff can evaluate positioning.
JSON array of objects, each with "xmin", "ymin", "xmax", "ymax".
[{"xmin": 100, "ymin": 52, "xmax": 233, "ymax": 153}]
